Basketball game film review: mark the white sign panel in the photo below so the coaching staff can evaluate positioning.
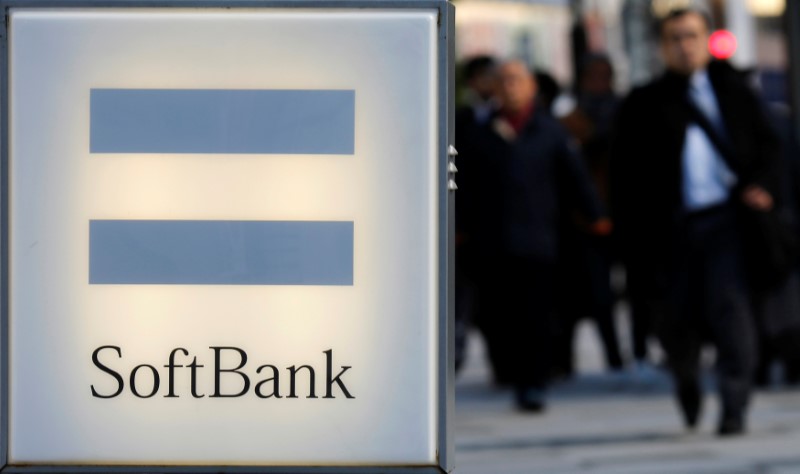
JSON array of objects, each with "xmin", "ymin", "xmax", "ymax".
[{"xmin": 4, "ymin": 4, "xmax": 451, "ymax": 470}]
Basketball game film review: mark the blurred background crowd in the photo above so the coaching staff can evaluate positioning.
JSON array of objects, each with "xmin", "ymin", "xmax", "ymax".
[{"xmin": 452, "ymin": 0, "xmax": 800, "ymax": 438}]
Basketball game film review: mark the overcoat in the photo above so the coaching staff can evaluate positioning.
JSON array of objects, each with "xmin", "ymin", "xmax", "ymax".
[{"xmin": 609, "ymin": 60, "xmax": 782, "ymax": 291}]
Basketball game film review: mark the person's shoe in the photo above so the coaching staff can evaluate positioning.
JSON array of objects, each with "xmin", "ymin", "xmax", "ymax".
[
  {"xmin": 515, "ymin": 387, "xmax": 546, "ymax": 413},
  {"xmin": 549, "ymin": 366, "xmax": 574, "ymax": 383},
  {"xmin": 717, "ymin": 414, "xmax": 746, "ymax": 437},
  {"xmin": 754, "ymin": 363, "xmax": 771, "ymax": 388},
  {"xmin": 492, "ymin": 374, "xmax": 514, "ymax": 389},
  {"xmin": 786, "ymin": 363, "xmax": 800, "ymax": 386},
  {"xmin": 677, "ymin": 383, "xmax": 702, "ymax": 430}
]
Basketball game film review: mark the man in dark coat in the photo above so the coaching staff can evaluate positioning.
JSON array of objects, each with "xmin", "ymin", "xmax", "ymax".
[
  {"xmin": 458, "ymin": 59, "xmax": 607, "ymax": 412},
  {"xmin": 454, "ymin": 56, "xmax": 498, "ymax": 373},
  {"xmin": 610, "ymin": 8, "xmax": 781, "ymax": 435}
]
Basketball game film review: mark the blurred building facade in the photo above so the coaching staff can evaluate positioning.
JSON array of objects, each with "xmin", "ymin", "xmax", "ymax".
[
  {"xmin": 455, "ymin": 0, "xmax": 794, "ymax": 118},
  {"xmin": 455, "ymin": 0, "xmax": 574, "ymax": 85}
]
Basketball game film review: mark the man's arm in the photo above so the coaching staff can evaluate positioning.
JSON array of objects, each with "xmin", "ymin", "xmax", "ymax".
[{"xmin": 556, "ymin": 129, "xmax": 608, "ymax": 233}]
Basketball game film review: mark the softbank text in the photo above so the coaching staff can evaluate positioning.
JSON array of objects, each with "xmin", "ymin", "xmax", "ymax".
[{"xmin": 91, "ymin": 346, "xmax": 355, "ymax": 400}]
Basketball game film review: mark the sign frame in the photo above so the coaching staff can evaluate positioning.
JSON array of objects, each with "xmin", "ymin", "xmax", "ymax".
[{"xmin": 0, "ymin": 1, "xmax": 456, "ymax": 472}]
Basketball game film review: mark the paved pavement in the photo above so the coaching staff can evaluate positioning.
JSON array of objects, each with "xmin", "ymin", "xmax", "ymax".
[{"xmin": 454, "ymin": 321, "xmax": 800, "ymax": 474}]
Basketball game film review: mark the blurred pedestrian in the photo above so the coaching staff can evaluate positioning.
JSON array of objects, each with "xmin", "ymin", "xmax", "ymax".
[
  {"xmin": 455, "ymin": 56, "xmax": 499, "ymax": 373},
  {"xmin": 459, "ymin": 59, "xmax": 608, "ymax": 412},
  {"xmin": 555, "ymin": 54, "xmax": 625, "ymax": 378},
  {"xmin": 610, "ymin": 8, "xmax": 781, "ymax": 436},
  {"xmin": 533, "ymin": 69, "xmax": 561, "ymax": 114},
  {"xmin": 458, "ymin": 55, "xmax": 499, "ymax": 127},
  {"xmin": 754, "ymin": 105, "xmax": 800, "ymax": 387}
]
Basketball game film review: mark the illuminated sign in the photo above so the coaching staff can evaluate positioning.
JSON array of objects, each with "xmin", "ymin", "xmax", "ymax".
[{"xmin": 0, "ymin": 2, "xmax": 455, "ymax": 473}]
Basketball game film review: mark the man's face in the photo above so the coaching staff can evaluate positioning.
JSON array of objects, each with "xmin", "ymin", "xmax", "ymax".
[
  {"xmin": 581, "ymin": 60, "xmax": 614, "ymax": 96},
  {"xmin": 660, "ymin": 12, "xmax": 712, "ymax": 75},
  {"xmin": 497, "ymin": 61, "xmax": 537, "ymax": 113},
  {"xmin": 468, "ymin": 71, "xmax": 498, "ymax": 102}
]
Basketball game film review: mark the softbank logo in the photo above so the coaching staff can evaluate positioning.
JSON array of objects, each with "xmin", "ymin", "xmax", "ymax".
[
  {"xmin": 87, "ymin": 89, "xmax": 357, "ymax": 399},
  {"xmin": 88, "ymin": 88, "xmax": 356, "ymax": 286},
  {"xmin": 91, "ymin": 346, "xmax": 355, "ymax": 400}
]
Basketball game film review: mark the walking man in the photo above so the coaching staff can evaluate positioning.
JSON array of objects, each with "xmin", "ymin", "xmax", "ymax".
[
  {"xmin": 459, "ymin": 59, "xmax": 607, "ymax": 411},
  {"xmin": 611, "ymin": 8, "xmax": 780, "ymax": 435}
]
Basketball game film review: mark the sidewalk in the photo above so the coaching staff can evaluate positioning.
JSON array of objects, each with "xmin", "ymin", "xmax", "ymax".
[{"xmin": 454, "ymin": 322, "xmax": 800, "ymax": 474}]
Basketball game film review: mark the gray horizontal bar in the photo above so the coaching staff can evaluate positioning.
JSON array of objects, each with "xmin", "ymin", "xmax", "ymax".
[
  {"xmin": 3, "ymin": 1, "xmax": 445, "ymax": 7},
  {"xmin": 90, "ymin": 89, "xmax": 355, "ymax": 154},
  {"xmin": 89, "ymin": 220, "xmax": 353, "ymax": 285},
  {"xmin": 0, "ymin": 466, "xmax": 445, "ymax": 474}
]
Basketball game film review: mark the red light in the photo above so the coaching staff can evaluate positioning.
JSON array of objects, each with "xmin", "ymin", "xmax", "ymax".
[{"xmin": 709, "ymin": 30, "xmax": 737, "ymax": 59}]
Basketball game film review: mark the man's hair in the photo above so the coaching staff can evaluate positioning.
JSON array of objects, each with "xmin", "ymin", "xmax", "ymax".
[
  {"xmin": 577, "ymin": 53, "xmax": 613, "ymax": 82},
  {"xmin": 656, "ymin": 7, "xmax": 713, "ymax": 38},
  {"xmin": 463, "ymin": 55, "xmax": 497, "ymax": 82}
]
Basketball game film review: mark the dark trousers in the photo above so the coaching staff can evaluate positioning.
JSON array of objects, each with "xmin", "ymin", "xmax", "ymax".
[
  {"xmin": 656, "ymin": 204, "xmax": 756, "ymax": 419},
  {"xmin": 455, "ymin": 248, "xmax": 477, "ymax": 373},
  {"xmin": 475, "ymin": 256, "xmax": 555, "ymax": 389},
  {"xmin": 584, "ymin": 240, "xmax": 624, "ymax": 370},
  {"xmin": 627, "ymin": 264, "xmax": 654, "ymax": 362},
  {"xmin": 754, "ymin": 270, "xmax": 800, "ymax": 385},
  {"xmin": 554, "ymin": 232, "xmax": 623, "ymax": 373}
]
